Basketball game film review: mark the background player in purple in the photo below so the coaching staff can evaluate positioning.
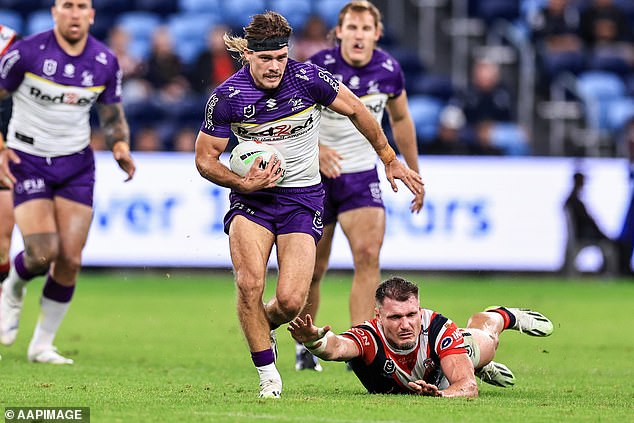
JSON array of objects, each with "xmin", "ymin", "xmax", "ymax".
[
  {"xmin": 289, "ymin": 276, "xmax": 554, "ymax": 397},
  {"xmin": 0, "ymin": 0, "xmax": 136, "ymax": 364},
  {"xmin": 296, "ymin": 1, "xmax": 425, "ymax": 371},
  {"xmin": 194, "ymin": 11, "xmax": 423, "ymax": 398}
]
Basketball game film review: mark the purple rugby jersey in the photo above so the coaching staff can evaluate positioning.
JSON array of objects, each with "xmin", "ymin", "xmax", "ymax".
[
  {"xmin": 200, "ymin": 59, "xmax": 340, "ymax": 187},
  {"xmin": 308, "ymin": 47, "xmax": 405, "ymax": 173},
  {"xmin": 0, "ymin": 30, "xmax": 121, "ymax": 157}
]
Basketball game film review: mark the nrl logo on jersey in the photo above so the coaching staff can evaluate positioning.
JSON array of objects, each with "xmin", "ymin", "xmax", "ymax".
[{"xmin": 243, "ymin": 104, "xmax": 255, "ymax": 119}]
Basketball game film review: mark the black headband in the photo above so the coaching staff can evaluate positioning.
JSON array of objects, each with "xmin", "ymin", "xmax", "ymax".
[{"xmin": 247, "ymin": 37, "xmax": 289, "ymax": 52}]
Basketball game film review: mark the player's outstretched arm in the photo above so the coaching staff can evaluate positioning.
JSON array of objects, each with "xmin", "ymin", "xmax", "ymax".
[
  {"xmin": 97, "ymin": 103, "xmax": 135, "ymax": 181},
  {"xmin": 327, "ymin": 84, "xmax": 423, "ymax": 196},
  {"xmin": 386, "ymin": 91, "xmax": 425, "ymax": 213},
  {"xmin": 438, "ymin": 353, "xmax": 479, "ymax": 398},
  {"xmin": 288, "ymin": 314, "xmax": 359, "ymax": 362}
]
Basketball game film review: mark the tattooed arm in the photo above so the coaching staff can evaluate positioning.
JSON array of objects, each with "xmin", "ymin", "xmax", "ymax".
[{"xmin": 96, "ymin": 102, "xmax": 136, "ymax": 181}]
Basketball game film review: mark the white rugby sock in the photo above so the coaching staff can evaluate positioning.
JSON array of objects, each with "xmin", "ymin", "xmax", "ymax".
[
  {"xmin": 29, "ymin": 297, "xmax": 71, "ymax": 350},
  {"xmin": 4, "ymin": 266, "xmax": 28, "ymax": 298},
  {"xmin": 256, "ymin": 363, "xmax": 281, "ymax": 382}
]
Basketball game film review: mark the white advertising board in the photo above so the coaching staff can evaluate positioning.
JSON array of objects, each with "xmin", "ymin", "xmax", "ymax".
[{"xmin": 9, "ymin": 153, "xmax": 630, "ymax": 271}]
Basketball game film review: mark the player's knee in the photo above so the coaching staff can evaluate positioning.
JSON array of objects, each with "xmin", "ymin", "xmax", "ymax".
[
  {"xmin": 235, "ymin": 278, "xmax": 265, "ymax": 303},
  {"xmin": 276, "ymin": 295, "xmax": 304, "ymax": 322},
  {"xmin": 352, "ymin": 243, "xmax": 381, "ymax": 266},
  {"xmin": 24, "ymin": 234, "xmax": 60, "ymax": 271}
]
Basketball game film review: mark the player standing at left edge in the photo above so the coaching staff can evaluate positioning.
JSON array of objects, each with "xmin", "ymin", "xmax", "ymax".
[
  {"xmin": 0, "ymin": 23, "xmax": 19, "ymax": 362},
  {"xmin": 194, "ymin": 11, "xmax": 423, "ymax": 398},
  {"xmin": 0, "ymin": 0, "xmax": 136, "ymax": 364}
]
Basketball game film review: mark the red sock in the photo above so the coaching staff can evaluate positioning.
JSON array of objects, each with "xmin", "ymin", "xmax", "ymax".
[{"xmin": 487, "ymin": 307, "xmax": 516, "ymax": 330}]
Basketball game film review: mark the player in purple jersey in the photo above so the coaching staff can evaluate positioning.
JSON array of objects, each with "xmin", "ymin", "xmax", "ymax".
[
  {"xmin": 0, "ymin": 0, "xmax": 136, "ymax": 365},
  {"xmin": 295, "ymin": 1, "xmax": 425, "ymax": 371},
  {"xmin": 194, "ymin": 11, "xmax": 423, "ymax": 398}
]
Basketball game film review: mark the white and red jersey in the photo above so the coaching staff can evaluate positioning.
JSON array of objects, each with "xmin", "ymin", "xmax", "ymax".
[
  {"xmin": 342, "ymin": 309, "xmax": 468, "ymax": 394},
  {"xmin": 0, "ymin": 25, "xmax": 18, "ymax": 55}
]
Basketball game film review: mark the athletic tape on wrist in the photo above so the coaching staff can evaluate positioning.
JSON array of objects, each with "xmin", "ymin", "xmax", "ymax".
[
  {"xmin": 304, "ymin": 331, "xmax": 329, "ymax": 355},
  {"xmin": 378, "ymin": 144, "xmax": 396, "ymax": 164}
]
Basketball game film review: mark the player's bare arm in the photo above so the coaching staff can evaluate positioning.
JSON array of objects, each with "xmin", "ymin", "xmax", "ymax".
[
  {"xmin": 288, "ymin": 314, "xmax": 360, "ymax": 362},
  {"xmin": 386, "ymin": 91, "xmax": 425, "ymax": 213},
  {"xmin": 328, "ymin": 84, "xmax": 423, "ymax": 195},
  {"xmin": 96, "ymin": 103, "xmax": 136, "ymax": 181},
  {"xmin": 438, "ymin": 353, "xmax": 479, "ymax": 398},
  {"xmin": 195, "ymin": 132, "xmax": 281, "ymax": 193}
]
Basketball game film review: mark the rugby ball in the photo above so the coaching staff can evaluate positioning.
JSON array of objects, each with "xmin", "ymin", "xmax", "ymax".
[{"xmin": 229, "ymin": 141, "xmax": 286, "ymax": 181}]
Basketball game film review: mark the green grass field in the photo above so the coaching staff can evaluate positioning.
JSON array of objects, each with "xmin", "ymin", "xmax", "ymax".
[{"xmin": 1, "ymin": 271, "xmax": 633, "ymax": 422}]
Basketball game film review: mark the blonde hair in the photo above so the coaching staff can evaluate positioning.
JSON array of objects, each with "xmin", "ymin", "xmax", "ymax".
[
  {"xmin": 224, "ymin": 11, "xmax": 293, "ymax": 64},
  {"xmin": 336, "ymin": 1, "xmax": 383, "ymax": 34}
]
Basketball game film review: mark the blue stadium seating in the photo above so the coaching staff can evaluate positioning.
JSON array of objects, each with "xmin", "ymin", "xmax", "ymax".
[
  {"xmin": 221, "ymin": 0, "xmax": 266, "ymax": 28},
  {"xmin": 489, "ymin": 122, "xmax": 530, "ymax": 156},
  {"xmin": 116, "ymin": 11, "xmax": 162, "ymax": 43},
  {"xmin": 26, "ymin": 9, "xmax": 53, "ymax": 35},
  {"xmin": 166, "ymin": 13, "xmax": 217, "ymax": 64},
  {"xmin": 606, "ymin": 98, "xmax": 634, "ymax": 133},
  {"xmin": 314, "ymin": 0, "xmax": 349, "ymax": 27},
  {"xmin": 0, "ymin": 9, "xmax": 23, "ymax": 34},
  {"xmin": 269, "ymin": 0, "xmax": 312, "ymax": 31},
  {"xmin": 576, "ymin": 71, "xmax": 626, "ymax": 131},
  {"xmin": 133, "ymin": 0, "xmax": 179, "ymax": 16},
  {"xmin": 178, "ymin": 0, "xmax": 220, "ymax": 14},
  {"xmin": 408, "ymin": 95, "xmax": 444, "ymax": 143}
]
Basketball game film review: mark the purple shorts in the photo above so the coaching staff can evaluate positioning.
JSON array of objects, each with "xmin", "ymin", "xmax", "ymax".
[
  {"xmin": 321, "ymin": 168, "xmax": 384, "ymax": 225},
  {"xmin": 224, "ymin": 183, "xmax": 325, "ymax": 244},
  {"xmin": 10, "ymin": 147, "xmax": 96, "ymax": 207}
]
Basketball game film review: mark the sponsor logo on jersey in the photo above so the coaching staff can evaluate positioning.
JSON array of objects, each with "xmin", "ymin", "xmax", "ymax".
[
  {"xmin": 440, "ymin": 336, "xmax": 453, "ymax": 350},
  {"xmin": 0, "ymin": 50, "xmax": 20, "ymax": 78},
  {"xmin": 29, "ymin": 86, "xmax": 96, "ymax": 105},
  {"xmin": 228, "ymin": 86, "xmax": 241, "ymax": 98},
  {"xmin": 243, "ymin": 104, "xmax": 255, "ymax": 119},
  {"xmin": 63, "ymin": 63, "xmax": 75, "ymax": 78},
  {"xmin": 318, "ymin": 70, "xmax": 339, "ymax": 92},
  {"xmin": 265, "ymin": 98, "xmax": 277, "ymax": 110},
  {"xmin": 324, "ymin": 54, "xmax": 335, "ymax": 65},
  {"xmin": 294, "ymin": 72, "xmax": 309, "ymax": 81},
  {"xmin": 382, "ymin": 59, "xmax": 394, "ymax": 72},
  {"xmin": 204, "ymin": 93, "xmax": 219, "ymax": 130},
  {"xmin": 15, "ymin": 178, "xmax": 45, "ymax": 195},
  {"xmin": 43, "ymin": 59, "xmax": 57, "ymax": 76},
  {"xmin": 365, "ymin": 98, "xmax": 387, "ymax": 115},
  {"xmin": 236, "ymin": 114, "xmax": 314, "ymax": 139},
  {"xmin": 95, "ymin": 52, "xmax": 108, "ymax": 65}
]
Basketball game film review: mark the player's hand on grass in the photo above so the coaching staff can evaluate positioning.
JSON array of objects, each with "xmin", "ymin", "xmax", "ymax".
[
  {"xmin": 408, "ymin": 380, "xmax": 443, "ymax": 397},
  {"xmin": 287, "ymin": 314, "xmax": 331, "ymax": 344}
]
